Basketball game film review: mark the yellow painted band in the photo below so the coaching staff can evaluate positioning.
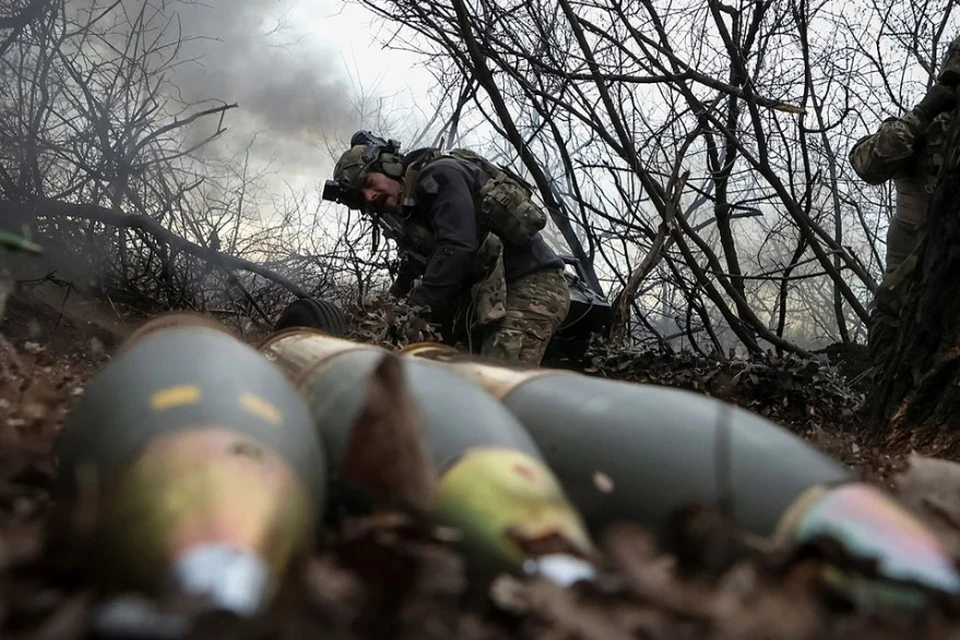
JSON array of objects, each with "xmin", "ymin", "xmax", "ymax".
[
  {"xmin": 151, "ymin": 385, "xmax": 202, "ymax": 411},
  {"xmin": 240, "ymin": 392, "xmax": 283, "ymax": 426}
]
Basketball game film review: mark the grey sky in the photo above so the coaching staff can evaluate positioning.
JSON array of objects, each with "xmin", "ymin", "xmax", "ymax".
[{"xmin": 135, "ymin": 0, "xmax": 431, "ymax": 189}]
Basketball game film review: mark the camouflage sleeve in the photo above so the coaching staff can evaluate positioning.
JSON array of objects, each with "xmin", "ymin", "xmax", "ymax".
[{"xmin": 849, "ymin": 114, "xmax": 924, "ymax": 185}]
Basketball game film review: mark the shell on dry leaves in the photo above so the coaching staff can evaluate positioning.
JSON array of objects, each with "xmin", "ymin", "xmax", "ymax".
[{"xmin": 0, "ymin": 294, "xmax": 958, "ymax": 638}]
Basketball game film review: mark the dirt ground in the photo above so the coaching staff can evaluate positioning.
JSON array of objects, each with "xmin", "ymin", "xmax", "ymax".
[{"xmin": 1, "ymin": 282, "xmax": 959, "ymax": 639}]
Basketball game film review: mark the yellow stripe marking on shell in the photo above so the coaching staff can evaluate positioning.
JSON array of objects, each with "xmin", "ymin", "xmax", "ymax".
[
  {"xmin": 151, "ymin": 385, "xmax": 202, "ymax": 411},
  {"xmin": 240, "ymin": 393, "xmax": 283, "ymax": 427}
]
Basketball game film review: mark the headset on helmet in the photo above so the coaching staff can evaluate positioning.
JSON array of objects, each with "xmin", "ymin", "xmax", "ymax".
[{"xmin": 350, "ymin": 130, "xmax": 405, "ymax": 179}]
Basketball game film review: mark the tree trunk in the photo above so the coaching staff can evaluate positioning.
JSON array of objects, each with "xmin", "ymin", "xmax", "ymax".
[{"xmin": 872, "ymin": 115, "xmax": 960, "ymax": 456}]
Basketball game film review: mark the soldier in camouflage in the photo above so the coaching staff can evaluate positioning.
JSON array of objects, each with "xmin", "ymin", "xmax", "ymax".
[
  {"xmin": 331, "ymin": 137, "xmax": 570, "ymax": 367},
  {"xmin": 849, "ymin": 38, "xmax": 960, "ymax": 370}
]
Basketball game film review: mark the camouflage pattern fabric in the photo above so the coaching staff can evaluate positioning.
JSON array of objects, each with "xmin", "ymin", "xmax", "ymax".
[
  {"xmin": 333, "ymin": 145, "xmax": 368, "ymax": 188},
  {"xmin": 850, "ymin": 114, "xmax": 928, "ymax": 185},
  {"xmin": 480, "ymin": 267, "xmax": 569, "ymax": 367},
  {"xmin": 849, "ymin": 112, "xmax": 952, "ymax": 367},
  {"xmin": 469, "ymin": 233, "xmax": 507, "ymax": 327},
  {"xmin": 445, "ymin": 148, "xmax": 547, "ymax": 245},
  {"xmin": 333, "ymin": 143, "xmax": 406, "ymax": 193}
]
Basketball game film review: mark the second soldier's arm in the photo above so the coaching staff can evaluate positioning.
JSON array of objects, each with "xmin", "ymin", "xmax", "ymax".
[{"xmin": 849, "ymin": 84, "xmax": 955, "ymax": 184}]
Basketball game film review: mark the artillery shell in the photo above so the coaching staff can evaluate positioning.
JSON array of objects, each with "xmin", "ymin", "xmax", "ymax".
[
  {"xmin": 400, "ymin": 343, "xmax": 853, "ymax": 540},
  {"xmin": 404, "ymin": 345, "xmax": 960, "ymax": 608},
  {"xmin": 260, "ymin": 330, "xmax": 595, "ymax": 577},
  {"xmin": 56, "ymin": 314, "xmax": 326, "ymax": 615},
  {"xmin": 775, "ymin": 482, "xmax": 960, "ymax": 606}
]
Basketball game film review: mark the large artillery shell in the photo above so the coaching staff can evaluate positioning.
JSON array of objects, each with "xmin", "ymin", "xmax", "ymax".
[
  {"xmin": 259, "ymin": 329, "xmax": 594, "ymax": 578},
  {"xmin": 403, "ymin": 345, "xmax": 960, "ymax": 606},
  {"xmin": 56, "ymin": 314, "xmax": 326, "ymax": 615},
  {"xmin": 400, "ymin": 344, "xmax": 853, "ymax": 539}
]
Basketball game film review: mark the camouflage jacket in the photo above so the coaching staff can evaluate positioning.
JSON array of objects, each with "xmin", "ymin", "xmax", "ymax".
[{"xmin": 849, "ymin": 112, "xmax": 952, "ymax": 228}]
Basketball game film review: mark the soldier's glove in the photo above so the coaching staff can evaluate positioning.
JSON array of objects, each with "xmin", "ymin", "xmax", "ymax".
[
  {"xmin": 938, "ymin": 36, "xmax": 960, "ymax": 86},
  {"xmin": 388, "ymin": 278, "xmax": 409, "ymax": 300},
  {"xmin": 406, "ymin": 278, "xmax": 426, "ymax": 308},
  {"xmin": 389, "ymin": 256, "xmax": 422, "ymax": 300},
  {"xmin": 910, "ymin": 83, "xmax": 956, "ymax": 129},
  {"xmin": 409, "ymin": 303, "xmax": 432, "ymax": 322}
]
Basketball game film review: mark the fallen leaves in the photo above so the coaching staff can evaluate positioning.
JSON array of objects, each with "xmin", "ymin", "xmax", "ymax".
[
  {"xmin": 347, "ymin": 295, "xmax": 445, "ymax": 350},
  {"xmin": 583, "ymin": 340, "xmax": 865, "ymax": 435}
]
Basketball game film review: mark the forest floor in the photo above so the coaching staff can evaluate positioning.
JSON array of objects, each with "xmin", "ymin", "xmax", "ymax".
[{"xmin": 0, "ymin": 280, "xmax": 958, "ymax": 639}]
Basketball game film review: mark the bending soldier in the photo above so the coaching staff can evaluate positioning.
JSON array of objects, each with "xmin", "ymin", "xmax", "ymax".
[
  {"xmin": 324, "ymin": 132, "xmax": 570, "ymax": 367},
  {"xmin": 849, "ymin": 40, "xmax": 960, "ymax": 369}
]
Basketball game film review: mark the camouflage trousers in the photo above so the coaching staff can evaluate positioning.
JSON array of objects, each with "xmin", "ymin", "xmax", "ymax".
[
  {"xmin": 867, "ymin": 185, "xmax": 927, "ymax": 370},
  {"xmin": 479, "ymin": 267, "xmax": 570, "ymax": 367}
]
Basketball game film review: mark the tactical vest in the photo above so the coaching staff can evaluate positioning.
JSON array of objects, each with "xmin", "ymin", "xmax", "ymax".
[
  {"xmin": 402, "ymin": 149, "xmax": 547, "ymax": 246},
  {"xmin": 397, "ymin": 154, "xmax": 511, "ymax": 329}
]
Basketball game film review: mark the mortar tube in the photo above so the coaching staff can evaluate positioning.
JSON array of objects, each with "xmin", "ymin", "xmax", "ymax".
[
  {"xmin": 56, "ymin": 314, "xmax": 326, "ymax": 617},
  {"xmin": 259, "ymin": 330, "xmax": 595, "ymax": 581}
]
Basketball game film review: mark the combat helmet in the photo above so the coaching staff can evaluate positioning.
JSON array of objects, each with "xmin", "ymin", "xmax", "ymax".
[
  {"xmin": 332, "ymin": 145, "xmax": 368, "ymax": 189},
  {"xmin": 325, "ymin": 131, "xmax": 407, "ymax": 211}
]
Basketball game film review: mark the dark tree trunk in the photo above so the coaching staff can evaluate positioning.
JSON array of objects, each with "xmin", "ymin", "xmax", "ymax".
[{"xmin": 872, "ymin": 115, "xmax": 960, "ymax": 456}]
